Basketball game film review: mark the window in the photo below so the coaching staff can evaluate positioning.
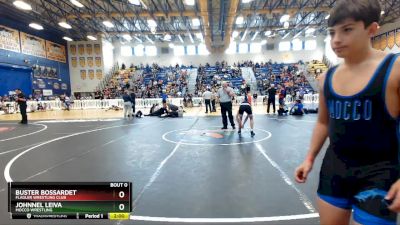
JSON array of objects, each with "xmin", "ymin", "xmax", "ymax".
[
  {"xmin": 173, "ymin": 45, "xmax": 185, "ymax": 56},
  {"xmin": 198, "ymin": 44, "xmax": 209, "ymax": 55},
  {"xmin": 145, "ymin": 46, "xmax": 157, "ymax": 56},
  {"xmin": 238, "ymin": 43, "xmax": 249, "ymax": 53},
  {"xmin": 225, "ymin": 42, "xmax": 236, "ymax": 54},
  {"xmin": 305, "ymin": 39, "xmax": 317, "ymax": 50},
  {"xmin": 279, "ymin": 41, "xmax": 291, "ymax": 51},
  {"xmin": 134, "ymin": 45, "xmax": 144, "ymax": 56},
  {"xmin": 120, "ymin": 46, "xmax": 132, "ymax": 56},
  {"xmin": 292, "ymin": 39, "xmax": 302, "ymax": 51},
  {"xmin": 187, "ymin": 45, "xmax": 196, "ymax": 55},
  {"xmin": 250, "ymin": 43, "xmax": 261, "ymax": 53}
]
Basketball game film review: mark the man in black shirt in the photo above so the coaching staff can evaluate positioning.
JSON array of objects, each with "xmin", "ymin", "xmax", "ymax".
[
  {"xmin": 267, "ymin": 84, "xmax": 277, "ymax": 114},
  {"xmin": 130, "ymin": 90, "xmax": 136, "ymax": 114},
  {"xmin": 15, "ymin": 89, "xmax": 27, "ymax": 124}
]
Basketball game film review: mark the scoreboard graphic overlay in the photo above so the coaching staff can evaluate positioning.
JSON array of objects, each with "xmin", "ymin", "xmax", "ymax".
[{"xmin": 8, "ymin": 182, "xmax": 132, "ymax": 220}]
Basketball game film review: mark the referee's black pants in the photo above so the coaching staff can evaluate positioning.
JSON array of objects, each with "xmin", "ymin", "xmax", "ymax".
[{"xmin": 220, "ymin": 102, "xmax": 234, "ymax": 128}]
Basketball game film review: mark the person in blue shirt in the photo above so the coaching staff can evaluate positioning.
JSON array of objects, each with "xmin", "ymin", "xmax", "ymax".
[
  {"xmin": 161, "ymin": 91, "xmax": 168, "ymax": 104},
  {"xmin": 290, "ymin": 99, "xmax": 305, "ymax": 116}
]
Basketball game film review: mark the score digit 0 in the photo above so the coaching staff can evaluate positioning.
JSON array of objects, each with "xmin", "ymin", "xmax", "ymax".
[{"xmin": 118, "ymin": 191, "xmax": 125, "ymax": 198}]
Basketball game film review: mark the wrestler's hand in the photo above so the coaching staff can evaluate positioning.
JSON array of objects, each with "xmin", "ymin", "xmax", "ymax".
[
  {"xmin": 294, "ymin": 160, "xmax": 313, "ymax": 183},
  {"xmin": 386, "ymin": 179, "xmax": 400, "ymax": 212}
]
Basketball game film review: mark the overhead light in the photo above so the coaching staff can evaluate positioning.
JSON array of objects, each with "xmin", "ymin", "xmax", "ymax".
[
  {"xmin": 147, "ymin": 19, "xmax": 157, "ymax": 27},
  {"xmin": 283, "ymin": 21, "xmax": 289, "ymax": 29},
  {"xmin": 242, "ymin": 0, "xmax": 253, "ymax": 3},
  {"xmin": 189, "ymin": 33, "xmax": 194, "ymax": 43},
  {"xmin": 280, "ymin": 14, "xmax": 290, "ymax": 23},
  {"xmin": 305, "ymin": 27, "xmax": 315, "ymax": 34},
  {"xmin": 29, "ymin": 23, "xmax": 43, "ymax": 30},
  {"xmin": 195, "ymin": 32, "xmax": 202, "ymax": 39},
  {"xmin": 236, "ymin": 16, "xmax": 244, "ymax": 25},
  {"xmin": 123, "ymin": 21, "xmax": 130, "ymax": 29},
  {"xmin": 225, "ymin": 41, "xmax": 236, "ymax": 54},
  {"xmin": 324, "ymin": 35, "xmax": 331, "ymax": 42},
  {"xmin": 13, "ymin": 1, "xmax": 32, "ymax": 10},
  {"xmin": 260, "ymin": 40, "xmax": 267, "ymax": 45},
  {"xmin": 63, "ymin": 36, "xmax": 73, "ymax": 41},
  {"xmin": 168, "ymin": 43, "xmax": 175, "ymax": 48},
  {"xmin": 178, "ymin": 35, "xmax": 184, "ymax": 43},
  {"xmin": 282, "ymin": 32, "xmax": 290, "ymax": 39},
  {"xmin": 192, "ymin": 18, "xmax": 200, "ymax": 27},
  {"xmin": 164, "ymin": 34, "xmax": 171, "ymax": 41},
  {"xmin": 150, "ymin": 27, "xmax": 156, "ymax": 33},
  {"xmin": 232, "ymin": 30, "xmax": 239, "ymax": 38},
  {"xmin": 103, "ymin": 21, "xmax": 114, "ymax": 28},
  {"xmin": 58, "ymin": 21, "xmax": 72, "ymax": 29},
  {"xmin": 251, "ymin": 31, "xmax": 259, "ymax": 41},
  {"xmin": 184, "ymin": 0, "xmax": 195, "ymax": 6},
  {"xmin": 146, "ymin": 35, "xmax": 154, "ymax": 44},
  {"xmin": 137, "ymin": 44, "xmax": 144, "ymax": 49},
  {"xmin": 293, "ymin": 31, "xmax": 302, "ymax": 39},
  {"xmin": 128, "ymin": 0, "xmax": 141, "ymax": 6},
  {"xmin": 381, "ymin": 10, "xmax": 385, "ymax": 15},
  {"xmin": 265, "ymin": 30, "xmax": 272, "ymax": 36},
  {"xmin": 87, "ymin": 35, "xmax": 97, "ymax": 41},
  {"xmin": 134, "ymin": 36, "xmax": 143, "ymax": 43},
  {"xmin": 241, "ymin": 30, "xmax": 248, "ymax": 41},
  {"xmin": 122, "ymin": 34, "xmax": 132, "ymax": 41},
  {"xmin": 70, "ymin": 0, "xmax": 84, "ymax": 8},
  {"xmin": 325, "ymin": 14, "xmax": 330, "ymax": 20}
]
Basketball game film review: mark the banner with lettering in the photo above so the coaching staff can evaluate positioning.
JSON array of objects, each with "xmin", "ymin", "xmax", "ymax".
[
  {"xmin": 96, "ymin": 69, "xmax": 103, "ymax": 80},
  {"xmin": 387, "ymin": 31, "xmax": 395, "ymax": 49},
  {"xmin": 87, "ymin": 57, "xmax": 94, "ymax": 68},
  {"xmin": 88, "ymin": 69, "xmax": 94, "ymax": 80},
  {"xmin": 71, "ymin": 57, "xmax": 77, "ymax": 68},
  {"xmin": 372, "ymin": 36, "xmax": 380, "ymax": 50},
  {"xmin": 70, "ymin": 44, "xmax": 76, "ymax": 55},
  {"xmin": 79, "ymin": 57, "xmax": 86, "ymax": 67},
  {"xmin": 46, "ymin": 40, "xmax": 66, "ymax": 63},
  {"xmin": 80, "ymin": 70, "xmax": 86, "ymax": 80},
  {"xmin": 95, "ymin": 57, "xmax": 102, "ymax": 67},
  {"xmin": 380, "ymin": 33, "xmax": 387, "ymax": 51},
  {"xmin": 0, "ymin": 25, "xmax": 20, "ymax": 52},
  {"xmin": 94, "ymin": 44, "xmax": 101, "ymax": 55},
  {"xmin": 20, "ymin": 32, "xmax": 46, "ymax": 58},
  {"xmin": 86, "ymin": 44, "xmax": 93, "ymax": 55},
  {"xmin": 78, "ymin": 44, "xmax": 85, "ymax": 55}
]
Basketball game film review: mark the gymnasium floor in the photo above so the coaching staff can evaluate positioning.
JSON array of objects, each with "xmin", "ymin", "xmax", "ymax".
[{"xmin": 0, "ymin": 107, "xmax": 325, "ymax": 225}]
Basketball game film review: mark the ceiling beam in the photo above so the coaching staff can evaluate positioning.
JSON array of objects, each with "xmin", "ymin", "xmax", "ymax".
[
  {"xmin": 66, "ymin": 11, "xmax": 198, "ymax": 19},
  {"xmin": 198, "ymin": 0, "xmax": 212, "ymax": 53},
  {"xmin": 65, "ymin": 6, "xmax": 330, "ymax": 20},
  {"xmin": 240, "ymin": 6, "xmax": 330, "ymax": 16},
  {"xmin": 103, "ymin": 23, "xmax": 321, "ymax": 36},
  {"xmin": 223, "ymin": 0, "xmax": 240, "ymax": 51}
]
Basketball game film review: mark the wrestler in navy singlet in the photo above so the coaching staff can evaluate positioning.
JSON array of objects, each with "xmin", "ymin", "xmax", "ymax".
[{"xmin": 317, "ymin": 53, "xmax": 400, "ymax": 224}]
